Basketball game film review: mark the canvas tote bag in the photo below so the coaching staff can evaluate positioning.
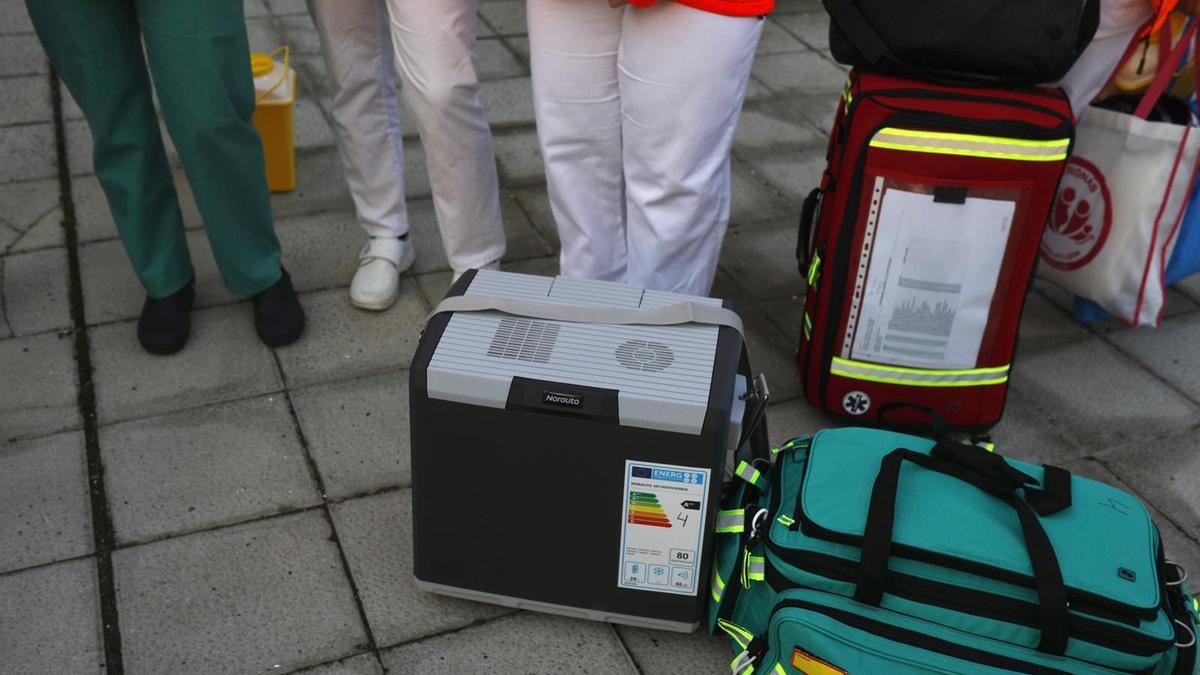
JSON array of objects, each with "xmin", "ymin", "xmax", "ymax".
[{"xmin": 1040, "ymin": 21, "xmax": 1200, "ymax": 326}]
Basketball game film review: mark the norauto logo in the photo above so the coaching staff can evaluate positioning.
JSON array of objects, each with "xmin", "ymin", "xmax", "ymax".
[
  {"xmin": 1041, "ymin": 156, "xmax": 1112, "ymax": 271},
  {"xmin": 542, "ymin": 391, "xmax": 582, "ymax": 408}
]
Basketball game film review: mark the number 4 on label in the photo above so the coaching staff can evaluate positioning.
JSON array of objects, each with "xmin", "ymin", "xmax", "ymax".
[{"xmin": 676, "ymin": 512, "xmax": 688, "ymax": 527}]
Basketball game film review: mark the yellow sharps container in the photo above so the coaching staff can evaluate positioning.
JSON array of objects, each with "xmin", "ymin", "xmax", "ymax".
[{"xmin": 251, "ymin": 47, "xmax": 297, "ymax": 193}]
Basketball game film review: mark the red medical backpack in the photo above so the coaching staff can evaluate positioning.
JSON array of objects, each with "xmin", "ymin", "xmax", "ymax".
[{"xmin": 796, "ymin": 70, "xmax": 1075, "ymax": 431}]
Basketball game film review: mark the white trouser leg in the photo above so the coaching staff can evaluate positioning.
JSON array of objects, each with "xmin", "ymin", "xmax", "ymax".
[
  {"xmin": 528, "ymin": 0, "xmax": 627, "ymax": 282},
  {"xmin": 307, "ymin": 0, "xmax": 408, "ymax": 238},
  {"xmin": 385, "ymin": 0, "xmax": 506, "ymax": 273},
  {"xmin": 1055, "ymin": 0, "xmax": 1155, "ymax": 119},
  {"xmin": 620, "ymin": 5, "xmax": 762, "ymax": 296}
]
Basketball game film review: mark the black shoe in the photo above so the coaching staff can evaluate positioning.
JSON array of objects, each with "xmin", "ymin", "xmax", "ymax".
[
  {"xmin": 137, "ymin": 279, "xmax": 195, "ymax": 355},
  {"xmin": 253, "ymin": 269, "xmax": 305, "ymax": 347}
]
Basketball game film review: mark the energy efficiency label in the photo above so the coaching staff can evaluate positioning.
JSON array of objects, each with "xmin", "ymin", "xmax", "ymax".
[{"xmin": 618, "ymin": 460, "xmax": 710, "ymax": 595}]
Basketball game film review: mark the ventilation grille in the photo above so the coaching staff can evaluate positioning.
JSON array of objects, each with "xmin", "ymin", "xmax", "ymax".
[
  {"xmin": 615, "ymin": 340, "xmax": 675, "ymax": 373},
  {"xmin": 486, "ymin": 318, "xmax": 560, "ymax": 364}
]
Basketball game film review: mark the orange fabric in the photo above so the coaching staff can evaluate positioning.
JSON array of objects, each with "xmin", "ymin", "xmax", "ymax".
[
  {"xmin": 1143, "ymin": 0, "xmax": 1180, "ymax": 37},
  {"xmin": 626, "ymin": 0, "xmax": 774, "ymax": 17}
]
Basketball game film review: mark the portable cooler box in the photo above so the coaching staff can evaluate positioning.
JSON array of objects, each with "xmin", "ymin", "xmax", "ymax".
[{"xmin": 410, "ymin": 269, "xmax": 764, "ymax": 632}]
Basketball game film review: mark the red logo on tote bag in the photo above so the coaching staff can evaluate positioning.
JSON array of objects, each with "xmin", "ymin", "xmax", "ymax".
[{"xmin": 1041, "ymin": 157, "xmax": 1112, "ymax": 271}]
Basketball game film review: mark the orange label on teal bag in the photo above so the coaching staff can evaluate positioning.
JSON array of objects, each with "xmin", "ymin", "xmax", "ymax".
[{"xmin": 791, "ymin": 648, "xmax": 847, "ymax": 675}]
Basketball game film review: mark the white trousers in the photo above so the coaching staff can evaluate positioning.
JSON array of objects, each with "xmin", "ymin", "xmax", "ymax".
[
  {"xmin": 1056, "ymin": 0, "xmax": 1155, "ymax": 118},
  {"xmin": 528, "ymin": 0, "xmax": 763, "ymax": 296},
  {"xmin": 306, "ymin": 0, "xmax": 506, "ymax": 272}
]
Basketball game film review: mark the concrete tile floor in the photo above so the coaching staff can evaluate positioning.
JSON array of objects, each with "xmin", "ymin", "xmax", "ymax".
[{"xmin": 1, "ymin": 0, "xmax": 1198, "ymax": 672}]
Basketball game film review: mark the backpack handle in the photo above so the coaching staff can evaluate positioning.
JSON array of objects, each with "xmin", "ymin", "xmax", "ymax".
[{"xmin": 854, "ymin": 447, "xmax": 1072, "ymax": 655}]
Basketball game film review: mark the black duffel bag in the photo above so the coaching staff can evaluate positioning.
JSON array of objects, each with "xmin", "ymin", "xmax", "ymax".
[{"xmin": 824, "ymin": 0, "xmax": 1101, "ymax": 86}]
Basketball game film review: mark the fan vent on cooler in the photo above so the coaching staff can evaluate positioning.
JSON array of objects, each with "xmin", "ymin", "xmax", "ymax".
[
  {"xmin": 486, "ymin": 318, "xmax": 559, "ymax": 364},
  {"xmin": 615, "ymin": 340, "xmax": 675, "ymax": 373}
]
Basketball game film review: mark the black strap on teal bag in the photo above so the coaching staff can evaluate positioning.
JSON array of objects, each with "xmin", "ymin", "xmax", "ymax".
[{"xmin": 853, "ymin": 442, "xmax": 1074, "ymax": 655}]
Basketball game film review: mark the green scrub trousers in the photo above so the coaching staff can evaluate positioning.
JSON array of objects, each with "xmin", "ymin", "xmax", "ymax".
[{"xmin": 26, "ymin": 0, "xmax": 283, "ymax": 298}]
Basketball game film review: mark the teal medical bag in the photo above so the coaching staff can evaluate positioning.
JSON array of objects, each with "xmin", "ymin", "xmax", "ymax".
[{"xmin": 709, "ymin": 428, "xmax": 1199, "ymax": 674}]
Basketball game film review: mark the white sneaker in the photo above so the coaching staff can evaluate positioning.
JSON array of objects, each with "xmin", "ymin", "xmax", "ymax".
[
  {"xmin": 350, "ymin": 237, "xmax": 416, "ymax": 311},
  {"xmin": 452, "ymin": 260, "xmax": 500, "ymax": 284}
]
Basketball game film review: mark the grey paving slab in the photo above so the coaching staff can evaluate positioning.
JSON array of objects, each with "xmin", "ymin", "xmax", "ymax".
[
  {"xmin": 1062, "ymin": 457, "xmax": 1200, "ymax": 583},
  {"xmin": 293, "ymin": 653, "xmax": 383, "ymax": 675},
  {"xmin": 401, "ymin": 138, "xmax": 433, "ymax": 200},
  {"xmin": 244, "ymin": 0, "xmax": 270, "ymax": 19},
  {"xmin": 1095, "ymin": 431, "xmax": 1200, "ymax": 544},
  {"xmin": 101, "ymin": 394, "xmax": 321, "ymax": 544},
  {"xmin": 757, "ymin": 18, "xmax": 810, "ymax": 55},
  {"xmin": 7, "ymin": 202, "xmax": 64, "ymax": 252},
  {"xmin": 739, "ymin": 304, "xmax": 802, "ymax": 403},
  {"xmin": 476, "ymin": 37, "xmax": 527, "ymax": 81},
  {"xmin": 379, "ymin": 612, "xmax": 633, "ymax": 673},
  {"xmin": 0, "ymin": 74, "xmax": 50, "ymax": 126},
  {"xmin": 278, "ymin": 15, "xmax": 323, "ymax": 56},
  {"xmin": 90, "ymin": 303, "xmax": 283, "ymax": 424},
  {"xmin": 271, "ymin": 147, "xmax": 355, "ymax": 220},
  {"xmin": 505, "ymin": 35, "xmax": 530, "ymax": 66},
  {"xmin": 773, "ymin": 8, "xmax": 831, "ymax": 51},
  {"xmin": 511, "ymin": 184, "xmax": 559, "ymax": 251},
  {"xmin": 1177, "ymin": 273, "xmax": 1200, "ymax": 303},
  {"xmin": 1013, "ymin": 290, "xmax": 1090, "ymax": 356},
  {"xmin": 478, "ymin": 0, "xmax": 526, "ymax": 36},
  {"xmin": 765, "ymin": 398, "xmax": 844, "ymax": 443},
  {"xmin": 329, "ymin": 490, "xmax": 511, "ymax": 647},
  {"xmin": 618, "ymin": 625, "xmax": 729, "ymax": 675},
  {"xmin": 404, "ymin": 192, "xmax": 550, "ymax": 275},
  {"xmin": 275, "ymin": 283, "xmax": 427, "ymax": 388},
  {"xmin": 720, "ymin": 219, "xmax": 803, "ymax": 302},
  {"xmin": 245, "ymin": 16, "xmax": 282, "ymax": 54},
  {"xmin": 481, "ymin": 76, "xmax": 536, "ymax": 128},
  {"xmin": 0, "ymin": 122, "xmax": 56, "ymax": 183},
  {"xmin": 294, "ymin": 96, "xmax": 336, "ymax": 151},
  {"xmin": 0, "ymin": 430, "xmax": 91, "ymax": 574},
  {"xmin": 0, "ymin": 178, "xmax": 62, "ymax": 237},
  {"xmin": 66, "ymin": 117, "xmax": 95, "ymax": 176},
  {"xmin": 79, "ymin": 230, "xmax": 236, "ymax": 326},
  {"xmin": 1011, "ymin": 337, "xmax": 1198, "ymax": 452},
  {"xmin": 0, "ymin": 260, "xmax": 9, "ymax": 339},
  {"xmin": 291, "ymin": 370, "xmax": 411, "ymax": 500},
  {"xmin": 0, "ymin": 0, "xmax": 35, "ymax": 35},
  {"xmin": 751, "ymin": 50, "xmax": 847, "ymax": 97},
  {"xmin": 734, "ymin": 99, "xmax": 825, "ymax": 153},
  {"xmin": 493, "ymin": 127, "xmax": 544, "ymax": 187},
  {"xmin": 737, "ymin": 145, "xmax": 827, "ymax": 205},
  {"xmin": 1107, "ymin": 313, "xmax": 1200, "ymax": 404},
  {"xmin": 0, "ymin": 558, "xmax": 104, "ymax": 675},
  {"xmin": 0, "ymin": 330, "xmax": 79, "ymax": 442},
  {"xmin": 986, "ymin": 386, "xmax": 1088, "ymax": 466},
  {"xmin": 778, "ymin": 92, "xmax": 846, "ymax": 134},
  {"xmin": 278, "ymin": 210, "xmax": 362, "ymax": 294},
  {"xmin": 3, "ymin": 245, "xmax": 71, "ymax": 335},
  {"xmin": 0, "ymin": 34, "xmax": 45, "ymax": 76},
  {"xmin": 730, "ymin": 160, "xmax": 795, "ymax": 226},
  {"xmin": 761, "ymin": 293, "xmax": 804, "ymax": 344},
  {"xmin": 114, "ymin": 511, "xmax": 368, "ymax": 674}
]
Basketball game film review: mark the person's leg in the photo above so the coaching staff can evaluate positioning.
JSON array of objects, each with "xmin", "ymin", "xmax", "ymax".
[
  {"xmin": 527, "ymin": 0, "xmax": 626, "ymax": 282},
  {"xmin": 307, "ymin": 0, "xmax": 414, "ymax": 309},
  {"xmin": 25, "ymin": 0, "xmax": 193, "ymax": 299},
  {"xmin": 307, "ymin": 0, "xmax": 408, "ymax": 238},
  {"xmin": 385, "ymin": 0, "xmax": 506, "ymax": 275},
  {"xmin": 1055, "ymin": 0, "xmax": 1154, "ymax": 118},
  {"xmin": 134, "ymin": 0, "xmax": 283, "ymax": 297},
  {"xmin": 619, "ymin": 4, "xmax": 762, "ymax": 296}
]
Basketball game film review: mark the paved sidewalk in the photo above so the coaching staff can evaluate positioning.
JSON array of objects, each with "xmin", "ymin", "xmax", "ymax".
[{"xmin": 2, "ymin": 0, "xmax": 1199, "ymax": 673}]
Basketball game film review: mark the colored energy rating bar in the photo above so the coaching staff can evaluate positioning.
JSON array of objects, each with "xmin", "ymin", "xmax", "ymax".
[{"xmin": 628, "ymin": 491, "xmax": 672, "ymax": 528}]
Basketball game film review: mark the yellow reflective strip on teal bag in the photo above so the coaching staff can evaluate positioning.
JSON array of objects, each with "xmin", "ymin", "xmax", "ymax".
[
  {"xmin": 717, "ymin": 619, "xmax": 754, "ymax": 649},
  {"xmin": 777, "ymin": 514, "xmax": 795, "ymax": 527},
  {"xmin": 715, "ymin": 509, "xmax": 745, "ymax": 534},
  {"xmin": 772, "ymin": 664, "xmax": 786, "ymax": 675},
  {"xmin": 746, "ymin": 555, "xmax": 765, "ymax": 582},
  {"xmin": 711, "ymin": 570, "xmax": 726, "ymax": 602},
  {"xmin": 870, "ymin": 127, "xmax": 1070, "ymax": 162},
  {"xmin": 830, "ymin": 357, "xmax": 1009, "ymax": 388},
  {"xmin": 735, "ymin": 460, "xmax": 765, "ymax": 488}
]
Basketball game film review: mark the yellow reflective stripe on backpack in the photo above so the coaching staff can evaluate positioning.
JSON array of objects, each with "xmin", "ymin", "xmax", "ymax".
[
  {"xmin": 711, "ymin": 570, "xmax": 727, "ymax": 603},
  {"xmin": 807, "ymin": 251, "xmax": 823, "ymax": 289},
  {"xmin": 831, "ymin": 357, "xmax": 1010, "ymax": 387},
  {"xmin": 717, "ymin": 619, "xmax": 754, "ymax": 649},
  {"xmin": 772, "ymin": 664, "xmax": 786, "ymax": 675},
  {"xmin": 870, "ymin": 127, "xmax": 1070, "ymax": 162},
  {"xmin": 735, "ymin": 460, "xmax": 766, "ymax": 489},
  {"xmin": 715, "ymin": 509, "xmax": 745, "ymax": 534},
  {"xmin": 803, "ymin": 313, "xmax": 813, "ymax": 339}
]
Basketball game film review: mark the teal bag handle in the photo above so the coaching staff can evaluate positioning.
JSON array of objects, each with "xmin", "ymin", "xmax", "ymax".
[{"xmin": 854, "ymin": 447, "xmax": 1073, "ymax": 655}]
